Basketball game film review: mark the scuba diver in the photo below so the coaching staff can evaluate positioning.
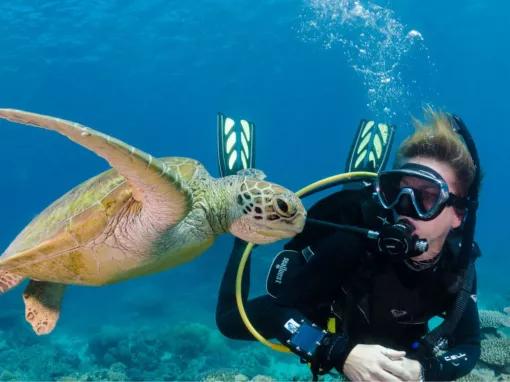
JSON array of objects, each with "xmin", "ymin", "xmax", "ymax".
[{"xmin": 215, "ymin": 108, "xmax": 482, "ymax": 381}]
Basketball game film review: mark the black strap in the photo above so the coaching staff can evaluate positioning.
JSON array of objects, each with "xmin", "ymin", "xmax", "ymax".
[{"xmin": 420, "ymin": 259, "xmax": 475, "ymax": 354}]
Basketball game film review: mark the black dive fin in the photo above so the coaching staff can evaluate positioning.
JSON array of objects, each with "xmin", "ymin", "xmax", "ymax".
[
  {"xmin": 346, "ymin": 119, "xmax": 395, "ymax": 173},
  {"xmin": 217, "ymin": 113, "xmax": 256, "ymax": 177}
]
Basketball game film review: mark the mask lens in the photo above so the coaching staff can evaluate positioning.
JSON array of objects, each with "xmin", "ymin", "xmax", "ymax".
[
  {"xmin": 395, "ymin": 193, "xmax": 418, "ymax": 218},
  {"xmin": 378, "ymin": 172, "xmax": 402, "ymax": 206},
  {"xmin": 400, "ymin": 176, "xmax": 441, "ymax": 214},
  {"xmin": 378, "ymin": 171, "xmax": 443, "ymax": 217}
]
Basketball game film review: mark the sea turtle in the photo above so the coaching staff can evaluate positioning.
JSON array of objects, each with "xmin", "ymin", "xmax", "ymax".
[{"xmin": 0, "ymin": 109, "xmax": 306, "ymax": 335}]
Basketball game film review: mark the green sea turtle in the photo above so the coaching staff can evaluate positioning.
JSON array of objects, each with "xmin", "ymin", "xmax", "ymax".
[{"xmin": 0, "ymin": 109, "xmax": 306, "ymax": 335}]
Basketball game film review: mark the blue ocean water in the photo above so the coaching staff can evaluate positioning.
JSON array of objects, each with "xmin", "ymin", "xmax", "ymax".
[{"xmin": 0, "ymin": 0, "xmax": 508, "ymax": 380}]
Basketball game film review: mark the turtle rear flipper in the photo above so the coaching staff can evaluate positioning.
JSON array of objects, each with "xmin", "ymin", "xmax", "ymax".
[
  {"xmin": 23, "ymin": 280, "xmax": 66, "ymax": 335},
  {"xmin": 0, "ymin": 270, "xmax": 23, "ymax": 293},
  {"xmin": 0, "ymin": 109, "xmax": 192, "ymax": 230}
]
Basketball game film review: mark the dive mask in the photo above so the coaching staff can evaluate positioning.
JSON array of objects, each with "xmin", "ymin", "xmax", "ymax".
[{"xmin": 375, "ymin": 163, "xmax": 468, "ymax": 221}]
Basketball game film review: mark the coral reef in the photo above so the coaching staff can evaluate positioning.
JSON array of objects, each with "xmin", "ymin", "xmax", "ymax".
[
  {"xmin": 200, "ymin": 369, "xmax": 250, "ymax": 382},
  {"xmin": 0, "ymin": 318, "xmax": 312, "ymax": 381},
  {"xmin": 457, "ymin": 367, "xmax": 496, "ymax": 382},
  {"xmin": 57, "ymin": 363, "xmax": 128, "ymax": 382},
  {"xmin": 3, "ymin": 307, "xmax": 508, "ymax": 381},
  {"xmin": 460, "ymin": 308, "xmax": 510, "ymax": 380},
  {"xmin": 0, "ymin": 326, "xmax": 81, "ymax": 382},
  {"xmin": 88, "ymin": 325, "xmax": 163, "ymax": 372},
  {"xmin": 480, "ymin": 338, "xmax": 510, "ymax": 372},
  {"xmin": 479, "ymin": 310, "xmax": 510, "ymax": 331}
]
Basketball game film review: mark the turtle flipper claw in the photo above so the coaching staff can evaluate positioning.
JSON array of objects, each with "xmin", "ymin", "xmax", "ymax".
[{"xmin": 0, "ymin": 270, "xmax": 23, "ymax": 293}]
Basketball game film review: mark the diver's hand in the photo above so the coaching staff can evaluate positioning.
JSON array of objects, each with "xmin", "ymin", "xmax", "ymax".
[
  {"xmin": 382, "ymin": 357, "xmax": 423, "ymax": 381},
  {"xmin": 342, "ymin": 344, "xmax": 406, "ymax": 381}
]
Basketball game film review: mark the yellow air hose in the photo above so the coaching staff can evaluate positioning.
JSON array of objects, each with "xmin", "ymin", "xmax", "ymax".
[{"xmin": 235, "ymin": 171, "xmax": 377, "ymax": 352}]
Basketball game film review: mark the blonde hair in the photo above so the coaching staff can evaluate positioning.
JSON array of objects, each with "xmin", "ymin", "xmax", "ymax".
[{"xmin": 396, "ymin": 107, "xmax": 476, "ymax": 196}]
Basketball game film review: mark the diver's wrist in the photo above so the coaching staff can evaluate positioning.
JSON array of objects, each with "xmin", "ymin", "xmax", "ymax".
[{"xmin": 282, "ymin": 318, "xmax": 349, "ymax": 374}]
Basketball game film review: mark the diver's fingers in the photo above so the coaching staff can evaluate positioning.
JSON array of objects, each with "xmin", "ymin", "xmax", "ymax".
[
  {"xmin": 375, "ymin": 368, "xmax": 404, "ymax": 382},
  {"xmin": 382, "ymin": 359, "xmax": 409, "ymax": 380},
  {"xmin": 381, "ymin": 346, "xmax": 406, "ymax": 360}
]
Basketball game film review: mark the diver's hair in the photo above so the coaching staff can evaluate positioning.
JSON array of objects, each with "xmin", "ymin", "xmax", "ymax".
[{"xmin": 396, "ymin": 106, "xmax": 476, "ymax": 196}]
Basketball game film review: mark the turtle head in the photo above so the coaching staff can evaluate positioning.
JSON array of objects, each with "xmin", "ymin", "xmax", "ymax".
[{"xmin": 229, "ymin": 178, "xmax": 306, "ymax": 244}]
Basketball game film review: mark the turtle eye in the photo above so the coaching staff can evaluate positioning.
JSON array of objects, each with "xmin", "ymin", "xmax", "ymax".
[{"xmin": 274, "ymin": 198, "xmax": 296, "ymax": 218}]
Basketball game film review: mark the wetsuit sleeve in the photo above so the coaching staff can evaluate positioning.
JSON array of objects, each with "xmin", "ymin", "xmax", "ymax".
[
  {"xmin": 274, "ymin": 230, "xmax": 365, "ymax": 308},
  {"xmin": 418, "ymin": 272, "xmax": 481, "ymax": 381},
  {"xmin": 215, "ymin": 238, "xmax": 319, "ymax": 341},
  {"xmin": 215, "ymin": 238, "xmax": 355, "ymax": 374},
  {"xmin": 274, "ymin": 189, "xmax": 368, "ymax": 307}
]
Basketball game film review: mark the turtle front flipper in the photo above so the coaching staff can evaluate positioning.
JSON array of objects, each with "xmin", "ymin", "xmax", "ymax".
[
  {"xmin": 23, "ymin": 280, "xmax": 66, "ymax": 335},
  {"xmin": 0, "ymin": 109, "xmax": 192, "ymax": 229}
]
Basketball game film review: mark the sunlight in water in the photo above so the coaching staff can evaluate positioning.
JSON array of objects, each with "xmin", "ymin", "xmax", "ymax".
[{"xmin": 299, "ymin": 0, "xmax": 432, "ymax": 120}]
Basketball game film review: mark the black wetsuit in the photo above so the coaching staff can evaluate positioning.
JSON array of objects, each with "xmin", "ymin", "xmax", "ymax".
[{"xmin": 216, "ymin": 186, "xmax": 481, "ymax": 381}]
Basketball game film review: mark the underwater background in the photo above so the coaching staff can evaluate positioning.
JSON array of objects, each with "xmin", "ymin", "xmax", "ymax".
[{"xmin": 0, "ymin": 0, "xmax": 509, "ymax": 380}]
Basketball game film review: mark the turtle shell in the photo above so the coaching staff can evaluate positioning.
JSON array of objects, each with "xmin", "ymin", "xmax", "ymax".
[
  {"xmin": 0, "ymin": 157, "xmax": 206, "ymax": 285},
  {"xmin": 0, "ymin": 169, "xmax": 135, "ymax": 283}
]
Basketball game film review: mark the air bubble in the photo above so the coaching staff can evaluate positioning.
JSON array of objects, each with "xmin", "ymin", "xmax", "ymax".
[{"xmin": 298, "ymin": 0, "xmax": 431, "ymax": 119}]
